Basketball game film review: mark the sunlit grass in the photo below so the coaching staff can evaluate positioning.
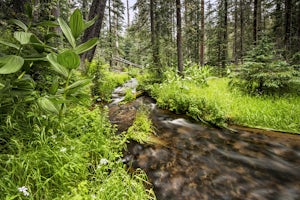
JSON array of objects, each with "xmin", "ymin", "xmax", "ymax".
[{"xmin": 191, "ymin": 78, "xmax": 300, "ymax": 133}]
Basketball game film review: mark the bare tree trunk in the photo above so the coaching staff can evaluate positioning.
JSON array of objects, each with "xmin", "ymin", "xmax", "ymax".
[
  {"xmin": 81, "ymin": 0, "xmax": 107, "ymax": 65},
  {"xmin": 108, "ymin": 0, "xmax": 113, "ymax": 67},
  {"xmin": 253, "ymin": 0, "xmax": 258, "ymax": 45},
  {"xmin": 221, "ymin": 0, "xmax": 228, "ymax": 68},
  {"xmin": 200, "ymin": 0, "xmax": 205, "ymax": 66},
  {"xmin": 284, "ymin": 0, "xmax": 291, "ymax": 50},
  {"xmin": 150, "ymin": 0, "xmax": 160, "ymax": 70},
  {"xmin": 127, "ymin": 0, "xmax": 130, "ymax": 26},
  {"xmin": 82, "ymin": 0, "xmax": 88, "ymax": 20},
  {"xmin": 176, "ymin": 0, "xmax": 183, "ymax": 75},
  {"xmin": 240, "ymin": 0, "xmax": 244, "ymax": 63},
  {"xmin": 234, "ymin": 0, "xmax": 238, "ymax": 65}
]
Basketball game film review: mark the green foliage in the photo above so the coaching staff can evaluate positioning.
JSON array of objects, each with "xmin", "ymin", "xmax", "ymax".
[
  {"xmin": 190, "ymin": 78, "xmax": 300, "ymax": 133},
  {"xmin": 148, "ymin": 66, "xmax": 225, "ymax": 126},
  {"xmin": 123, "ymin": 88, "xmax": 136, "ymax": 103},
  {"xmin": 88, "ymin": 60, "xmax": 130, "ymax": 102},
  {"xmin": 231, "ymin": 38, "xmax": 300, "ymax": 94},
  {"xmin": 0, "ymin": 105, "xmax": 156, "ymax": 199},
  {"xmin": 126, "ymin": 110, "xmax": 154, "ymax": 144}
]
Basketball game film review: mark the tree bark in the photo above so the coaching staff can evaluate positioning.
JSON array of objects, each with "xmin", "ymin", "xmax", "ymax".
[
  {"xmin": 221, "ymin": 0, "xmax": 228, "ymax": 68},
  {"xmin": 81, "ymin": 0, "xmax": 107, "ymax": 64},
  {"xmin": 200, "ymin": 0, "xmax": 205, "ymax": 66},
  {"xmin": 240, "ymin": 0, "xmax": 244, "ymax": 63},
  {"xmin": 253, "ymin": 0, "xmax": 258, "ymax": 45},
  {"xmin": 234, "ymin": 0, "xmax": 238, "ymax": 65},
  {"xmin": 176, "ymin": 0, "xmax": 183, "ymax": 75},
  {"xmin": 150, "ymin": 0, "xmax": 160, "ymax": 70},
  {"xmin": 127, "ymin": 0, "xmax": 130, "ymax": 26},
  {"xmin": 284, "ymin": 0, "xmax": 291, "ymax": 50}
]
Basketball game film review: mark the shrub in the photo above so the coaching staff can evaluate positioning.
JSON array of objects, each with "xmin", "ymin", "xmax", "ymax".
[{"xmin": 231, "ymin": 38, "xmax": 300, "ymax": 94}]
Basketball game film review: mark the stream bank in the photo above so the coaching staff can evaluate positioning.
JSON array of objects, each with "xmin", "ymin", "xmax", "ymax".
[{"xmin": 108, "ymin": 79, "xmax": 300, "ymax": 200}]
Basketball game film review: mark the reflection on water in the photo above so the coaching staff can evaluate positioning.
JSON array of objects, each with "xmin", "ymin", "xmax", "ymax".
[{"xmin": 125, "ymin": 101, "xmax": 300, "ymax": 200}]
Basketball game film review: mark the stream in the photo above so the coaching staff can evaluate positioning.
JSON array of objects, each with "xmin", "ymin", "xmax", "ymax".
[{"xmin": 109, "ymin": 79, "xmax": 300, "ymax": 200}]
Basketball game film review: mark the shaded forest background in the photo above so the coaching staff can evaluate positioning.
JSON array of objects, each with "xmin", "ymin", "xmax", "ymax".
[{"xmin": 1, "ymin": 0, "xmax": 300, "ymax": 71}]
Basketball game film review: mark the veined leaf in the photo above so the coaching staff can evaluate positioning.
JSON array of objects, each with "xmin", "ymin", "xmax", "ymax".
[
  {"xmin": 0, "ymin": 40, "xmax": 20, "ymax": 49},
  {"xmin": 58, "ymin": 17, "xmax": 76, "ymax": 48},
  {"xmin": 70, "ymin": 9, "xmax": 84, "ymax": 39},
  {"xmin": 57, "ymin": 50, "xmax": 80, "ymax": 69},
  {"xmin": 47, "ymin": 53, "xmax": 69, "ymax": 78},
  {"xmin": 0, "ymin": 83, "xmax": 4, "ymax": 90},
  {"xmin": 74, "ymin": 38, "xmax": 98, "ymax": 54},
  {"xmin": 84, "ymin": 16, "xmax": 97, "ymax": 30},
  {"xmin": 38, "ymin": 97, "xmax": 59, "ymax": 115},
  {"xmin": 14, "ymin": 32, "xmax": 33, "ymax": 45},
  {"xmin": 66, "ymin": 79, "xmax": 91, "ymax": 92},
  {"xmin": 0, "ymin": 55, "xmax": 24, "ymax": 74},
  {"xmin": 10, "ymin": 19, "xmax": 28, "ymax": 31},
  {"xmin": 38, "ymin": 21, "xmax": 59, "ymax": 27}
]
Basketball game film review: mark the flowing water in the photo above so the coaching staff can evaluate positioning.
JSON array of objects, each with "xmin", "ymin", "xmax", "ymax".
[{"xmin": 109, "ymin": 79, "xmax": 300, "ymax": 200}]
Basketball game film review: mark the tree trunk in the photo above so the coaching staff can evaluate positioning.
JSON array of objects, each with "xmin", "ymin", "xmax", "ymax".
[
  {"xmin": 81, "ymin": 0, "xmax": 107, "ymax": 64},
  {"xmin": 150, "ymin": 0, "xmax": 160, "ymax": 70},
  {"xmin": 108, "ymin": 0, "xmax": 113, "ymax": 67},
  {"xmin": 221, "ymin": 0, "xmax": 228, "ymax": 68},
  {"xmin": 176, "ymin": 0, "xmax": 183, "ymax": 75},
  {"xmin": 253, "ymin": 0, "xmax": 258, "ymax": 45},
  {"xmin": 82, "ymin": 0, "xmax": 88, "ymax": 20},
  {"xmin": 127, "ymin": 0, "xmax": 130, "ymax": 26},
  {"xmin": 284, "ymin": 0, "xmax": 291, "ymax": 50},
  {"xmin": 234, "ymin": 0, "xmax": 238, "ymax": 65},
  {"xmin": 240, "ymin": 0, "xmax": 244, "ymax": 63},
  {"xmin": 200, "ymin": 0, "xmax": 205, "ymax": 66}
]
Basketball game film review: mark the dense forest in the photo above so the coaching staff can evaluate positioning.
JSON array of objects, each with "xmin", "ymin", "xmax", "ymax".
[{"xmin": 0, "ymin": 0, "xmax": 299, "ymax": 199}]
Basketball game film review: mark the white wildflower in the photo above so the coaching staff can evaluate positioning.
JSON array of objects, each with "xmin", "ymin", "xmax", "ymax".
[
  {"xmin": 51, "ymin": 135, "xmax": 57, "ymax": 139},
  {"xmin": 60, "ymin": 147, "xmax": 67, "ymax": 153},
  {"xmin": 18, "ymin": 186, "xmax": 29, "ymax": 196},
  {"xmin": 91, "ymin": 194, "xmax": 96, "ymax": 199},
  {"xmin": 99, "ymin": 158, "xmax": 109, "ymax": 165}
]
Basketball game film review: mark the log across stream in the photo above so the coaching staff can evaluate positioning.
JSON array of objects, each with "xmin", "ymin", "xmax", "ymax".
[{"xmin": 109, "ymin": 79, "xmax": 300, "ymax": 200}]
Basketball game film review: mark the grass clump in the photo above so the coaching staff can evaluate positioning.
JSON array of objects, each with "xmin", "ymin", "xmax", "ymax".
[
  {"xmin": 126, "ymin": 110, "xmax": 155, "ymax": 144},
  {"xmin": 0, "ymin": 105, "xmax": 156, "ymax": 199}
]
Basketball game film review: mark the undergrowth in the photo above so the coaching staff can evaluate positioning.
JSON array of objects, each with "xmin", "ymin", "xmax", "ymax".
[{"xmin": 0, "ymin": 105, "xmax": 156, "ymax": 199}]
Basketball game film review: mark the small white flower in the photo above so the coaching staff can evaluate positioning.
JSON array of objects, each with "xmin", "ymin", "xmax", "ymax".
[
  {"xmin": 60, "ymin": 147, "xmax": 67, "ymax": 153},
  {"xmin": 18, "ymin": 186, "xmax": 29, "ymax": 196},
  {"xmin": 51, "ymin": 135, "xmax": 57, "ymax": 139},
  {"xmin": 91, "ymin": 194, "xmax": 96, "ymax": 199},
  {"xmin": 99, "ymin": 158, "xmax": 109, "ymax": 165}
]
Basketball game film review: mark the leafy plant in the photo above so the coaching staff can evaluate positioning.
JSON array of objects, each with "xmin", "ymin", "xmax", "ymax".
[{"xmin": 231, "ymin": 38, "xmax": 300, "ymax": 94}]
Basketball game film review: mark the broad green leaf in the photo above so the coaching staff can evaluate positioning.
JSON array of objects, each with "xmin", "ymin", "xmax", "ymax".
[
  {"xmin": 58, "ymin": 17, "xmax": 76, "ymax": 48},
  {"xmin": 0, "ymin": 40, "xmax": 20, "ymax": 49},
  {"xmin": 66, "ymin": 79, "xmax": 91, "ymax": 92},
  {"xmin": 57, "ymin": 50, "xmax": 80, "ymax": 69},
  {"xmin": 38, "ymin": 21, "xmax": 59, "ymax": 27},
  {"xmin": 70, "ymin": 9, "xmax": 85, "ymax": 39},
  {"xmin": 14, "ymin": 32, "xmax": 33, "ymax": 45},
  {"xmin": 49, "ymin": 77, "xmax": 59, "ymax": 95},
  {"xmin": 0, "ymin": 83, "xmax": 4, "ymax": 90},
  {"xmin": 47, "ymin": 53, "xmax": 69, "ymax": 78},
  {"xmin": 37, "ymin": 97, "xmax": 59, "ymax": 115},
  {"xmin": 84, "ymin": 16, "xmax": 97, "ymax": 30},
  {"xmin": 10, "ymin": 19, "xmax": 28, "ymax": 31},
  {"xmin": 0, "ymin": 55, "xmax": 24, "ymax": 74},
  {"xmin": 74, "ymin": 38, "xmax": 98, "ymax": 54}
]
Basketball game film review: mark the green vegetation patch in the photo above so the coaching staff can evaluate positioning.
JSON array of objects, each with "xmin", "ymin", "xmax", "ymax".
[
  {"xmin": 149, "ymin": 75, "xmax": 300, "ymax": 133},
  {"xmin": 0, "ymin": 105, "xmax": 156, "ymax": 199}
]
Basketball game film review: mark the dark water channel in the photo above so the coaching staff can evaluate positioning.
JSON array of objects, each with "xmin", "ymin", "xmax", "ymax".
[{"xmin": 109, "ymin": 79, "xmax": 300, "ymax": 200}]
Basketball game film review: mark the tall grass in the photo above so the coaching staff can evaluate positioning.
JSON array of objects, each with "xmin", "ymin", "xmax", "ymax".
[
  {"xmin": 0, "ymin": 105, "xmax": 156, "ymax": 199},
  {"xmin": 149, "ymin": 74, "xmax": 300, "ymax": 133}
]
